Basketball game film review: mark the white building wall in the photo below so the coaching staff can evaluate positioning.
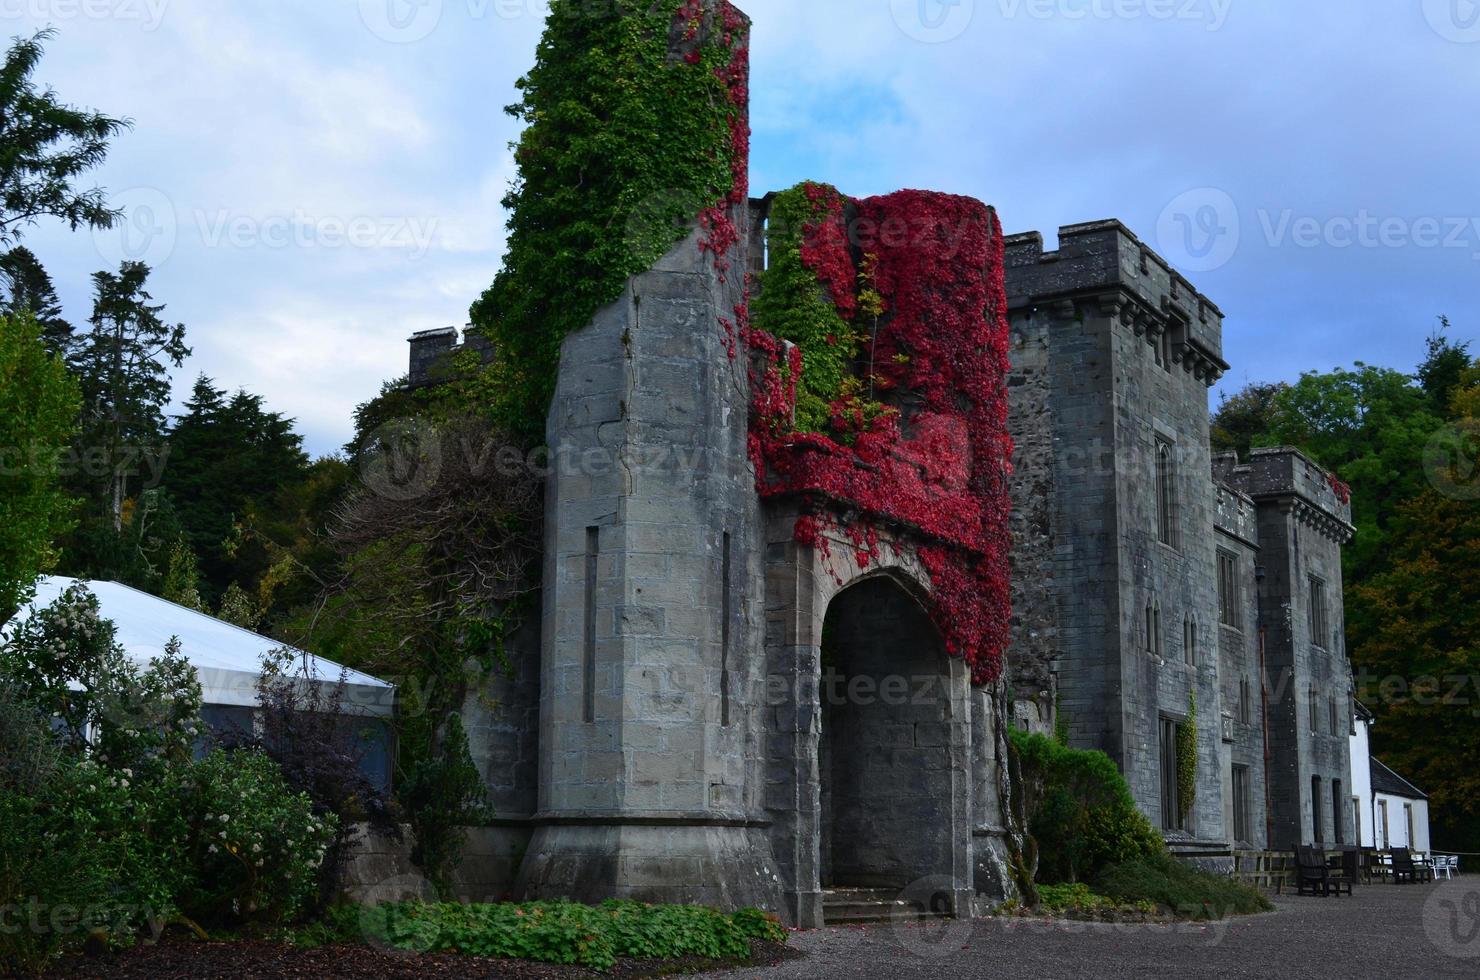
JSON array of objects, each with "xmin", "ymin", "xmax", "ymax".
[
  {"xmin": 1349, "ymin": 716, "xmax": 1375, "ymax": 847},
  {"xmin": 1372, "ymin": 791, "xmax": 1432, "ymax": 853}
]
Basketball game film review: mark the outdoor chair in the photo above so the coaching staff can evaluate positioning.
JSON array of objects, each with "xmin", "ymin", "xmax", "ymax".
[
  {"xmin": 1328, "ymin": 849, "xmax": 1358, "ymax": 896},
  {"xmin": 1295, "ymin": 845, "xmax": 1334, "ymax": 897},
  {"xmin": 1435, "ymin": 855, "xmax": 1459, "ymax": 880},
  {"xmin": 1391, "ymin": 848, "xmax": 1432, "ymax": 884}
]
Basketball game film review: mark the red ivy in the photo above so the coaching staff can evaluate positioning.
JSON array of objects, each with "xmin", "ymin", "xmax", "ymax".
[
  {"xmin": 1327, "ymin": 472, "xmax": 1353, "ymax": 506},
  {"xmin": 746, "ymin": 190, "xmax": 1014, "ymax": 684}
]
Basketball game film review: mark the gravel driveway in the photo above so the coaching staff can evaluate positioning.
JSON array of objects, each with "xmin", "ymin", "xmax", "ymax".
[{"xmin": 718, "ymin": 879, "xmax": 1480, "ymax": 979}]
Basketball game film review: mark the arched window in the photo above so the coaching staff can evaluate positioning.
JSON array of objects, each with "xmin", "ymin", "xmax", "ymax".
[{"xmin": 1156, "ymin": 440, "xmax": 1177, "ymax": 548}]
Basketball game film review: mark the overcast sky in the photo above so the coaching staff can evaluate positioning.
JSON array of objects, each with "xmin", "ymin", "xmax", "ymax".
[{"xmin": 12, "ymin": 0, "xmax": 1480, "ymax": 456}]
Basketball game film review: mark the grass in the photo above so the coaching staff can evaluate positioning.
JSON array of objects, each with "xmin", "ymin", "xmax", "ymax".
[{"xmin": 296, "ymin": 900, "xmax": 787, "ymax": 972}]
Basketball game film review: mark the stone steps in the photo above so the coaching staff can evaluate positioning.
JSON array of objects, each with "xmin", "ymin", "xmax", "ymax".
[{"xmin": 822, "ymin": 887, "xmax": 934, "ymax": 925}]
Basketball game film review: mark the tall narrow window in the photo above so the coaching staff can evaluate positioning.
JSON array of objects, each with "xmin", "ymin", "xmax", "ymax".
[
  {"xmin": 1405, "ymin": 804, "xmax": 1415, "ymax": 848},
  {"xmin": 1156, "ymin": 441, "xmax": 1177, "ymax": 548},
  {"xmin": 1309, "ymin": 686, "xmax": 1319, "ymax": 733},
  {"xmin": 583, "ymin": 527, "xmax": 599, "ymax": 724},
  {"xmin": 1160, "ymin": 717, "xmax": 1183, "ymax": 831},
  {"xmin": 1239, "ymin": 676, "xmax": 1253, "ymax": 725},
  {"xmin": 1309, "ymin": 576, "xmax": 1329, "ymax": 648},
  {"xmin": 1312, "ymin": 777, "xmax": 1324, "ymax": 844},
  {"xmin": 1378, "ymin": 799, "xmax": 1389, "ymax": 848},
  {"xmin": 1146, "ymin": 602, "xmax": 1158, "ymax": 656},
  {"xmin": 1352, "ymin": 798, "xmax": 1363, "ymax": 847},
  {"xmin": 1153, "ymin": 603, "xmax": 1163, "ymax": 658},
  {"xmin": 1333, "ymin": 780, "xmax": 1344, "ymax": 845},
  {"xmin": 1217, "ymin": 550, "xmax": 1242, "ymax": 629},
  {"xmin": 1232, "ymin": 765, "xmax": 1252, "ymax": 846},
  {"xmin": 721, "ymin": 532, "xmax": 732, "ymax": 727},
  {"xmin": 1329, "ymin": 697, "xmax": 1338, "ymax": 737}
]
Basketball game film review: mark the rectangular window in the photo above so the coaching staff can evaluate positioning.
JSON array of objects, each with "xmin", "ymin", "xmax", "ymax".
[
  {"xmin": 1309, "ymin": 686, "xmax": 1319, "ymax": 734},
  {"xmin": 721, "ymin": 532, "xmax": 732, "ymax": 727},
  {"xmin": 1232, "ymin": 765, "xmax": 1252, "ymax": 846},
  {"xmin": 1184, "ymin": 617, "xmax": 1197, "ymax": 666},
  {"xmin": 1405, "ymin": 804, "xmax": 1415, "ymax": 847},
  {"xmin": 583, "ymin": 526, "xmax": 599, "ymax": 724},
  {"xmin": 1312, "ymin": 776, "xmax": 1324, "ymax": 844},
  {"xmin": 1156, "ymin": 440, "xmax": 1177, "ymax": 548},
  {"xmin": 1160, "ymin": 717, "xmax": 1183, "ymax": 832},
  {"xmin": 1333, "ymin": 780, "xmax": 1344, "ymax": 845},
  {"xmin": 1309, "ymin": 576, "xmax": 1329, "ymax": 648},
  {"xmin": 1329, "ymin": 697, "xmax": 1338, "ymax": 737},
  {"xmin": 1352, "ymin": 798, "xmax": 1362, "ymax": 847},
  {"xmin": 1378, "ymin": 799, "xmax": 1390, "ymax": 848},
  {"xmin": 1239, "ymin": 676, "xmax": 1253, "ymax": 725},
  {"xmin": 1217, "ymin": 550, "xmax": 1242, "ymax": 630}
]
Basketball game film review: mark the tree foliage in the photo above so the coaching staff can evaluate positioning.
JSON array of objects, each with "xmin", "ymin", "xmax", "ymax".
[
  {"xmin": 0, "ymin": 246, "xmax": 72, "ymax": 358},
  {"xmin": 0, "ymin": 30, "xmax": 130, "ymax": 244},
  {"xmin": 69, "ymin": 261, "xmax": 188, "ymax": 531},
  {"xmin": 0, "ymin": 312, "xmax": 79, "ymax": 620}
]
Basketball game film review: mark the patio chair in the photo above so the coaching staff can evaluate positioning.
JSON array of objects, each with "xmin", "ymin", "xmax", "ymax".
[
  {"xmin": 1391, "ymin": 848, "xmax": 1432, "ymax": 884},
  {"xmin": 1434, "ymin": 855, "xmax": 1458, "ymax": 880},
  {"xmin": 1328, "ymin": 849, "xmax": 1358, "ymax": 896},
  {"xmin": 1295, "ymin": 846, "xmax": 1334, "ymax": 897}
]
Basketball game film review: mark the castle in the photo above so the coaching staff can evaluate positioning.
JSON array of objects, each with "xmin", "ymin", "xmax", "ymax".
[{"xmin": 382, "ymin": 2, "xmax": 1356, "ymax": 928}]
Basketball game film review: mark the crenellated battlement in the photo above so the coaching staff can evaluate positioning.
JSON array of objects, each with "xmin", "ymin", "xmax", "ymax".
[{"xmin": 1005, "ymin": 220, "xmax": 1228, "ymax": 386}]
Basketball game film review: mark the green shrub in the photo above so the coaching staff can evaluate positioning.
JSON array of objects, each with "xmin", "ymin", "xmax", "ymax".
[
  {"xmin": 1034, "ymin": 882, "xmax": 1156, "ymax": 918},
  {"xmin": 1010, "ymin": 729, "xmax": 1164, "ymax": 884},
  {"xmin": 1095, "ymin": 853, "xmax": 1272, "ymax": 918},
  {"xmin": 349, "ymin": 900, "xmax": 785, "ymax": 972},
  {"xmin": 180, "ymin": 750, "xmax": 337, "ymax": 926}
]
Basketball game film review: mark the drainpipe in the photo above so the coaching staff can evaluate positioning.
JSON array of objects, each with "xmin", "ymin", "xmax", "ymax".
[{"xmin": 1256, "ymin": 564, "xmax": 1274, "ymax": 849}]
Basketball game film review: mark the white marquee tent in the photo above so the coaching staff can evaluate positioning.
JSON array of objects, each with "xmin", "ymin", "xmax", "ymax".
[{"xmin": 4, "ymin": 577, "xmax": 397, "ymax": 785}]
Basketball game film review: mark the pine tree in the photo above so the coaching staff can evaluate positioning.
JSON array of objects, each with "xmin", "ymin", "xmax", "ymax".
[
  {"xmin": 0, "ymin": 30, "xmax": 130, "ymax": 244},
  {"xmin": 0, "ymin": 246, "xmax": 73, "ymax": 358},
  {"xmin": 69, "ymin": 261, "xmax": 188, "ymax": 531}
]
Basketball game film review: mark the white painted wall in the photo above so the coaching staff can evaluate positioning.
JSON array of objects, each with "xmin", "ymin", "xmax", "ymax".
[{"xmin": 1349, "ymin": 714, "xmax": 1375, "ymax": 847}]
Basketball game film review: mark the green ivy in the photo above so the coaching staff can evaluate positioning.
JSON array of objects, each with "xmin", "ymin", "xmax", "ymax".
[
  {"xmin": 751, "ymin": 183, "xmax": 859, "ymax": 431},
  {"xmin": 1177, "ymin": 692, "xmax": 1199, "ymax": 824},
  {"xmin": 468, "ymin": 1, "xmax": 747, "ymax": 444}
]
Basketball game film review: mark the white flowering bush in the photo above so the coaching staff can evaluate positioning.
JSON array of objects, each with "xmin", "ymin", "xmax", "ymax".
[{"xmin": 183, "ymin": 751, "xmax": 338, "ymax": 925}]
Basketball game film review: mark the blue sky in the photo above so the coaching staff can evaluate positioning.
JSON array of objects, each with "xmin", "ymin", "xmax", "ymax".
[{"xmin": 11, "ymin": 0, "xmax": 1480, "ymax": 455}]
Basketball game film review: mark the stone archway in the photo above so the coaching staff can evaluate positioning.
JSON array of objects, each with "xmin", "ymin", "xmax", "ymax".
[
  {"xmin": 818, "ymin": 575, "xmax": 965, "ymax": 893},
  {"xmin": 761, "ymin": 506, "xmax": 987, "ymax": 928}
]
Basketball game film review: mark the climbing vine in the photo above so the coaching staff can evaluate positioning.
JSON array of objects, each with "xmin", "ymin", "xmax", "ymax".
[
  {"xmin": 746, "ymin": 186, "xmax": 1015, "ymax": 683},
  {"xmin": 1177, "ymin": 692, "xmax": 1199, "ymax": 824},
  {"xmin": 468, "ymin": 0, "xmax": 750, "ymax": 443}
]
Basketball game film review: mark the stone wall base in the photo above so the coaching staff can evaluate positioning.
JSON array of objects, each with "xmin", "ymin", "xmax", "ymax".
[{"xmin": 515, "ymin": 822, "xmax": 786, "ymax": 916}]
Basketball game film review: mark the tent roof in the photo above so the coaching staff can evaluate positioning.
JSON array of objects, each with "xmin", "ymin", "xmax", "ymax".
[{"xmin": 5, "ymin": 577, "xmax": 393, "ymax": 714}]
